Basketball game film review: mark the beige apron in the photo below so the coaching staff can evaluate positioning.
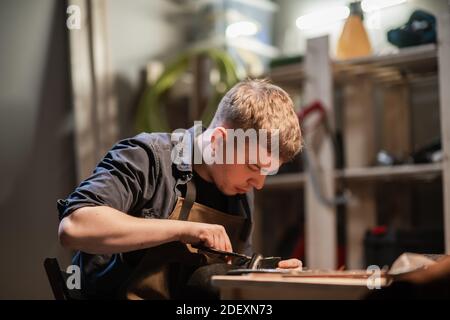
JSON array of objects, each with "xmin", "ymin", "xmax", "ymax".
[{"xmin": 121, "ymin": 180, "xmax": 251, "ymax": 300}]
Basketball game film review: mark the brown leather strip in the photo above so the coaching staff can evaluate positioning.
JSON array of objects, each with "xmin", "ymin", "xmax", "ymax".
[{"xmin": 179, "ymin": 180, "xmax": 196, "ymax": 221}]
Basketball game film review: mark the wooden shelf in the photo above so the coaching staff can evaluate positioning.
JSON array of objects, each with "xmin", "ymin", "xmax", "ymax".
[
  {"xmin": 263, "ymin": 163, "xmax": 442, "ymax": 189},
  {"xmin": 268, "ymin": 44, "xmax": 438, "ymax": 87},
  {"xmin": 334, "ymin": 44, "xmax": 438, "ymax": 83},
  {"xmin": 337, "ymin": 162, "xmax": 442, "ymax": 181},
  {"xmin": 268, "ymin": 62, "xmax": 305, "ymax": 88},
  {"xmin": 264, "ymin": 172, "xmax": 306, "ymax": 189},
  {"xmin": 334, "ymin": 44, "xmax": 437, "ymax": 71}
]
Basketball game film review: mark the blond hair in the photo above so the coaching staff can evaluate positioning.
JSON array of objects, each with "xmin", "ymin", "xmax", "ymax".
[{"xmin": 210, "ymin": 79, "xmax": 302, "ymax": 162}]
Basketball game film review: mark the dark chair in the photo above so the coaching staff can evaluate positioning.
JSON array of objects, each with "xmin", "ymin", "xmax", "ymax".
[{"xmin": 44, "ymin": 258, "xmax": 82, "ymax": 300}]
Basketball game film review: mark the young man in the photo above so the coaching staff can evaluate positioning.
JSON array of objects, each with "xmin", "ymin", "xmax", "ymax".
[{"xmin": 57, "ymin": 79, "xmax": 303, "ymax": 299}]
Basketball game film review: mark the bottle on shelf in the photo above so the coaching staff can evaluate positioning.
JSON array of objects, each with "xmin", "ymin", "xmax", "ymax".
[{"xmin": 336, "ymin": 1, "xmax": 372, "ymax": 60}]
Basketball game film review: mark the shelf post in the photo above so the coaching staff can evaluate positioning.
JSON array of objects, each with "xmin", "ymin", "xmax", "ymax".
[
  {"xmin": 438, "ymin": 12, "xmax": 450, "ymax": 253},
  {"xmin": 304, "ymin": 36, "xmax": 337, "ymax": 269}
]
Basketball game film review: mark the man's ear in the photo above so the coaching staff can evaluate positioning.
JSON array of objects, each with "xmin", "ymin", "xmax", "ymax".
[{"xmin": 210, "ymin": 127, "xmax": 227, "ymax": 151}]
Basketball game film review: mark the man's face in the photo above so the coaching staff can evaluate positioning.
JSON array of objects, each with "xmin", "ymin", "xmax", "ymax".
[
  {"xmin": 208, "ymin": 128, "xmax": 281, "ymax": 196},
  {"xmin": 211, "ymin": 162, "xmax": 265, "ymax": 196}
]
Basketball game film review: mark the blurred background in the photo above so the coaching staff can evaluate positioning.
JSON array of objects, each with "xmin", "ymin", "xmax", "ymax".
[{"xmin": 0, "ymin": 0, "xmax": 449, "ymax": 299}]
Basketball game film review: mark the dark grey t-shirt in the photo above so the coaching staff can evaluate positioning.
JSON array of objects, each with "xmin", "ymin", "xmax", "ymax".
[{"xmin": 57, "ymin": 128, "xmax": 254, "ymax": 298}]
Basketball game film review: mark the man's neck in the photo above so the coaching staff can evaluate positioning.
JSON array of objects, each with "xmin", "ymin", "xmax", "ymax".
[
  {"xmin": 193, "ymin": 135, "xmax": 214, "ymax": 183},
  {"xmin": 193, "ymin": 163, "xmax": 213, "ymax": 183}
]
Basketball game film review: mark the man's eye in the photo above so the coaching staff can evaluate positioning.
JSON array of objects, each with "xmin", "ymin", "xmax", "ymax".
[{"xmin": 261, "ymin": 168, "xmax": 278, "ymax": 176}]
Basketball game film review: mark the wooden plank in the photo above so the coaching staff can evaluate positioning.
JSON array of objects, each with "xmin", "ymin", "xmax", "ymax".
[
  {"xmin": 438, "ymin": 13, "xmax": 450, "ymax": 253},
  {"xmin": 67, "ymin": 0, "xmax": 98, "ymax": 182},
  {"xmin": 378, "ymin": 81, "xmax": 412, "ymax": 238},
  {"xmin": 337, "ymin": 163, "xmax": 442, "ymax": 181},
  {"xmin": 343, "ymin": 76, "xmax": 376, "ymax": 167},
  {"xmin": 262, "ymin": 164, "xmax": 441, "ymax": 189},
  {"xmin": 68, "ymin": 0, "xmax": 118, "ymax": 182},
  {"xmin": 381, "ymin": 82, "xmax": 411, "ymax": 158},
  {"xmin": 342, "ymin": 75, "xmax": 377, "ymax": 269},
  {"xmin": 264, "ymin": 173, "xmax": 305, "ymax": 189},
  {"xmin": 334, "ymin": 44, "xmax": 437, "ymax": 71},
  {"xmin": 268, "ymin": 63, "xmax": 305, "ymax": 86},
  {"xmin": 269, "ymin": 45, "xmax": 437, "ymax": 89},
  {"xmin": 346, "ymin": 183, "xmax": 376, "ymax": 269},
  {"xmin": 212, "ymin": 274, "xmax": 386, "ymax": 299},
  {"xmin": 304, "ymin": 36, "xmax": 336, "ymax": 269},
  {"xmin": 90, "ymin": 0, "xmax": 118, "ymax": 154}
]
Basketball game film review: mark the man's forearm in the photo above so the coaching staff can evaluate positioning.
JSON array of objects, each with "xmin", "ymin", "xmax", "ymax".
[{"xmin": 58, "ymin": 206, "xmax": 186, "ymax": 254}]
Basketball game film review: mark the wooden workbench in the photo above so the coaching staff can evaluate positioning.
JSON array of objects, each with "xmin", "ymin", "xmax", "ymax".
[{"xmin": 212, "ymin": 272, "xmax": 389, "ymax": 300}]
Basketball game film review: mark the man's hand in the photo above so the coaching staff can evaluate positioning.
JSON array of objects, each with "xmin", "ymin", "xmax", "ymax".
[
  {"xmin": 277, "ymin": 258, "xmax": 303, "ymax": 270},
  {"xmin": 177, "ymin": 221, "xmax": 233, "ymax": 253}
]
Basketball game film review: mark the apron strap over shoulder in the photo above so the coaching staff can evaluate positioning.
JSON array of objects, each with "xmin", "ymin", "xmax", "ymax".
[
  {"xmin": 239, "ymin": 196, "xmax": 252, "ymax": 242},
  {"xmin": 179, "ymin": 180, "xmax": 196, "ymax": 221}
]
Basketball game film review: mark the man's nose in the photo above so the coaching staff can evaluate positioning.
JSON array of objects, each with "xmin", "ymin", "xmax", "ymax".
[{"xmin": 250, "ymin": 175, "xmax": 266, "ymax": 190}]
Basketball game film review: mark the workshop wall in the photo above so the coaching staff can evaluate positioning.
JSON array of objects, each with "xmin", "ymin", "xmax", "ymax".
[
  {"xmin": 0, "ymin": 0, "xmax": 74, "ymax": 299},
  {"xmin": 107, "ymin": 0, "xmax": 187, "ymax": 138},
  {"xmin": 0, "ymin": 0, "xmax": 186, "ymax": 299}
]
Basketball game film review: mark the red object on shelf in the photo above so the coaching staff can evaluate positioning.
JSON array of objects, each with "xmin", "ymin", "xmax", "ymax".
[{"xmin": 371, "ymin": 225, "xmax": 388, "ymax": 236}]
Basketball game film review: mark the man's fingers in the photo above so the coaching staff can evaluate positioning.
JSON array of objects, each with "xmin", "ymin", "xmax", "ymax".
[
  {"xmin": 225, "ymin": 237, "xmax": 233, "ymax": 253},
  {"xmin": 215, "ymin": 225, "xmax": 232, "ymax": 252},
  {"xmin": 278, "ymin": 258, "xmax": 303, "ymax": 269},
  {"xmin": 202, "ymin": 234, "xmax": 214, "ymax": 249},
  {"xmin": 216, "ymin": 234, "xmax": 224, "ymax": 251},
  {"xmin": 219, "ymin": 231, "xmax": 227, "ymax": 252},
  {"xmin": 222, "ymin": 229, "xmax": 233, "ymax": 253},
  {"xmin": 207, "ymin": 233, "xmax": 212, "ymax": 249},
  {"xmin": 212, "ymin": 233, "xmax": 218, "ymax": 250},
  {"xmin": 191, "ymin": 223, "xmax": 233, "ymax": 253}
]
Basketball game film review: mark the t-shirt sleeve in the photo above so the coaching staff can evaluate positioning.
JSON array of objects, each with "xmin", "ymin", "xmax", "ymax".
[{"xmin": 57, "ymin": 134, "xmax": 158, "ymax": 220}]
